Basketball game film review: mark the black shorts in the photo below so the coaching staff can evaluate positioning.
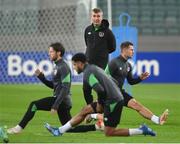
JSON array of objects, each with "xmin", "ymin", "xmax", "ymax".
[
  {"xmin": 103, "ymin": 100, "xmax": 124, "ymax": 127},
  {"xmin": 121, "ymin": 89, "xmax": 133, "ymax": 107}
]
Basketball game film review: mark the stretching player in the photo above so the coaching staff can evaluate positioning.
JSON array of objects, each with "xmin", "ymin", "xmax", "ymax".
[
  {"xmin": 44, "ymin": 53, "xmax": 156, "ymax": 137},
  {"xmin": 7, "ymin": 43, "xmax": 99, "ymax": 134},
  {"xmin": 85, "ymin": 41, "xmax": 168, "ymax": 125}
]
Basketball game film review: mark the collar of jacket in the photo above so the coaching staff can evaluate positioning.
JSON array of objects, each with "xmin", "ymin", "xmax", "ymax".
[
  {"xmin": 119, "ymin": 55, "xmax": 128, "ymax": 62},
  {"xmin": 54, "ymin": 58, "xmax": 63, "ymax": 65},
  {"xmin": 91, "ymin": 19, "xmax": 109, "ymax": 31}
]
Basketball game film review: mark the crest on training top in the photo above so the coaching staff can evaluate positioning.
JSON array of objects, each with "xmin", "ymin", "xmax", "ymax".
[
  {"xmin": 53, "ymin": 69, "xmax": 57, "ymax": 75},
  {"xmin": 99, "ymin": 32, "xmax": 104, "ymax": 37}
]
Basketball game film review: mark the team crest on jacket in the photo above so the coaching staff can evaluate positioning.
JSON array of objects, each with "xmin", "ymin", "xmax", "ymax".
[
  {"xmin": 99, "ymin": 32, "xmax": 104, "ymax": 37},
  {"xmin": 53, "ymin": 69, "xmax": 57, "ymax": 75}
]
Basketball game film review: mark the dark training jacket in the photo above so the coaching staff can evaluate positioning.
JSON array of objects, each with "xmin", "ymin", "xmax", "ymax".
[
  {"xmin": 83, "ymin": 64, "xmax": 123, "ymax": 105},
  {"xmin": 37, "ymin": 59, "xmax": 72, "ymax": 110},
  {"xmin": 105, "ymin": 55, "xmax": 142, "ymax": 90},
  {"xmin": 84, "ymin": 19, "xmax": 116, "ymax": 69}
]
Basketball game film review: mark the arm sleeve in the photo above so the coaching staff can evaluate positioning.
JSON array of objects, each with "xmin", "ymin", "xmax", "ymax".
[
  {"xmin": 84, "ymin": 28, "xmax": 87, "ymax": 46},
  {"xmin": 83, "ymin": 82, "xmax": 93, "ymax": 104},
  {"xmin": 37, "ymin": 73, "xmax": 53, "ymax": 89},
  {"xmin": 107, "ymin": 29, "xmax": 116, "ymax": 53},
  {"xmin": 52, "ymin": 67, "xmax": 71, "ymax": 110},
  {"xmin": 127, "ymin": 63, "xmax": 142, "ymax": 85}
]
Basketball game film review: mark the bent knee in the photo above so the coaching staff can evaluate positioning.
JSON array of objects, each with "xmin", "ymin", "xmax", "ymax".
[
  {"xmin": 104, "ymin": 127, "xmax": 115, "ymax": 137},
  {"xmin": 80, "ymin": 105, "xmax": 93, "ymax": 115},
  {"xmin": 29, "ymin": 101, "xmax": 36, "ymax": 106},
  {"xmin": 29, "ymin": 101, "xmax": 37, "ymax": 111}
]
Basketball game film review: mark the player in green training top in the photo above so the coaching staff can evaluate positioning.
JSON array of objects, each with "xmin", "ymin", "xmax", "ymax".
[
  {"xmin": 85, "ymin": 41, "xmax": 168, "ymax": 125},
  {"xmin": 7, "ymin": 43, "xmax": 98, "ymax": 134},
  {"xmin": 44, "ymin": 53, "xmax": 156, "ymax": 137}
]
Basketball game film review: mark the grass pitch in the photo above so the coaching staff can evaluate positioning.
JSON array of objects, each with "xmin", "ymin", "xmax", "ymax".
[{"xmin": 0, "ymin": 84, "xmax": 180, "ymax": 143}]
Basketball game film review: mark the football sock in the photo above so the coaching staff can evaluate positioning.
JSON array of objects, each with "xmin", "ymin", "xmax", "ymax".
[
  {"xmin": 91, "ymin": 114, "xmax": 98, "ymax": 119},
  {"xmin": 15, "ymin": 125, "xmax": 22, "ymax": 131},
  {"xmin": 151, "ymin": 115, "xmax": 159, "ymax": 124},
  {"xmin": 129, "ymin": 128, "xmax": 143, "ymax": 135},
  {"xmin": 59, "ymin": 121, "xmax": 72, "ymax": 133}
]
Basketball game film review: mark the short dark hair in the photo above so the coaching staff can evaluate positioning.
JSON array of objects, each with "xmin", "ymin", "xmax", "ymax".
[
  {"xmin": 120, "ymin": 41, "xmax": 133, "ymax": 50},
  {"xmin": 49, "ymin": 42, "xmax": 65, "ymax": 56},
  {"xmin": 92, "ymin": 8, "xmax": 103, "ymax": 14},
  {"xmin": 72, "ymin": 53, "xmax": 87, "ymax": 63}
]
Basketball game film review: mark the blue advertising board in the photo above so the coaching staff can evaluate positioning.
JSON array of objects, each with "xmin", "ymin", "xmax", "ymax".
[
  {"xmin": 0, "ymin": 51, "xmax": 82, "ymax": 84},
  {"xmin": 136, "ymin": 52, "xmax": 180, "ymax": 83},
  {"xmin": 0, "ymin": 51, "xmax": 179, "ymax": 83}
]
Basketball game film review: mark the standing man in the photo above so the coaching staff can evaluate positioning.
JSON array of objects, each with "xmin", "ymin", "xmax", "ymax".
[
  {"xmin": 45, "ymin": 53, "xmax": 156, "ymax": 137},
  {"xmin": 84, "ymin": 8, "xmax": 116, "ymax": 104},
  {"xmin": 86, "ymin": 41, "xmax": 169, "ymax": 125},
  {"xmin": 7, "ymin": 43, "xmax": 98, "ymax": 134},
  {"xmin": 84, "ymin": 8, "xmax": 116, "ymax": 69}
]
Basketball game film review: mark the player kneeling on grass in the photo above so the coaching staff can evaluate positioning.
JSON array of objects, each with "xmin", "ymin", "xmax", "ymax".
[
  {"xmin": 44, "ymin": 53, "xmax": 156, "ymax": 137},
  {"xmin": 85, "ymin": 41, "xmax": 169, "ymax": 126},
  {"xmin": 7, "ymin": 43, "xmax": 100, "ymax": 134}
]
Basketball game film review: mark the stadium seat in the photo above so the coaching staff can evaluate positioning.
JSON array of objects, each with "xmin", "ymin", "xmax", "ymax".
[
  {"xmin": 167, "ymin": 10, "xmax": 178, "ymax": 17},
  {"xmin": 168, "ymin": 28, "xmax": 179, "ymax": 35},
  {"xmin": 141, "ymin": 27, "xmax": 153, "ymax": 35},
  {"xmin": 98, "ymin": 0, "xmax": 180, "ymax": 35},
  {"xmin": 113, "ymin": 0, "xmax": 126, "ymax": 5},
  {"xmin": 128, "ymin": 6, "xmax": 139, "ymax": 17},
  {"xmin": 165, "ymin": 0, "xmax": 177, "ymax": 5},
  {"xmin": 153, "ymin": 0, "xmax": 164, "ymax": 5},
  {"xmin": 177, "ymin": 0, "xmax": 180, "ymax": 5},
  {"xmin": 140, "ymin": 0, "xmax": 151, "ymax": 5},
  {"xmin": 127, "ymin": 0, "xmax": 139, "ymax": 5},
  {"xmin": 154, "ymin": 28, "xmax": 166, "ymax": 35},
  {"xmin": 140, "ymin": 16, "xmax": 152, "ymax": 24},
  {"xmin": 153, "ymin": 16, "xmax": 164, "ymax": 25},
  {"xmin": 130, "ymin": 17, "xmax": 138, "ymax": 25}
]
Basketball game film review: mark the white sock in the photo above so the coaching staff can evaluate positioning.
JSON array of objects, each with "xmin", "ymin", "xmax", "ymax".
[
  {"xmin": 91, "ymin": 114, "xmax": 98, "ymax": 119},
  {"xmin": 15, "ymin": 125, "xmax": 22, "ymax": 131},
  {"xmin": 151, "ymin": 115, "xmax": 160, "ymax": 124},
  {"xmin": 129, "ymin": 128, "xmax": 143, "ymax": 136},
  {"xmin": 59, "ymin": 121, "xmax": 72, "ymax": 133}
]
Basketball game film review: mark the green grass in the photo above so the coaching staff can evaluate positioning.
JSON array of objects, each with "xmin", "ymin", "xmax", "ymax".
[{"xmin": 0, "ymin": 84, "xmax": 180, "ymax": 143}]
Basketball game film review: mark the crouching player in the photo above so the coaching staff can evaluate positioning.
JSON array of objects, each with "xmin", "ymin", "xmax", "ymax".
[
  {"xmin": 44, "ymin": 53, "xmax": 156, "ymax": 137},
  {"xmin": 85, "ymin": 41, "xmax": 169, "ymax": 126}
]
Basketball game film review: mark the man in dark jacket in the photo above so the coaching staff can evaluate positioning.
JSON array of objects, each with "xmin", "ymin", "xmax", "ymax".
[
  {"xmin": 84, "ymin": 8, "xmax": 116, "ymax": 70},
  {"xmin": 84, "ymin": 8, "xmax": 116, "ymax": 105}
]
